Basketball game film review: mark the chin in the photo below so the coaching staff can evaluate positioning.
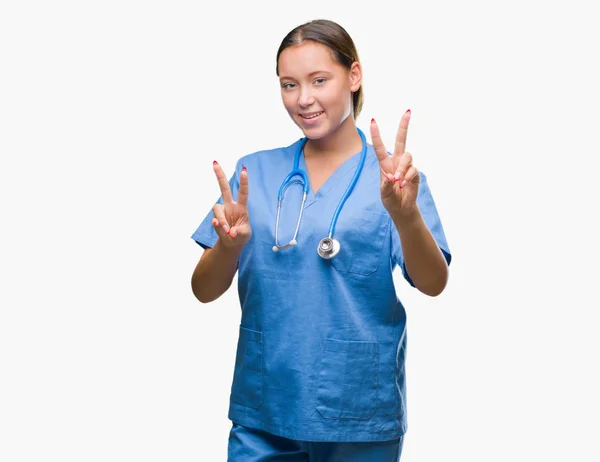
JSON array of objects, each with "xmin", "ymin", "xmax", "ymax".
[
  {"xmin": 302, "ymin": 129, "xmax": 324, "ymax": 140},
  {"xmin": 297, "ymin": 122, "xmax": 330, "ymax": 140}
]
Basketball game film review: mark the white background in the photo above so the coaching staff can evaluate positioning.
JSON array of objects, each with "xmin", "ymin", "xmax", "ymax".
[{"xmin": 1, "ymin": 0, "xmax": 599, "ymax": 460}]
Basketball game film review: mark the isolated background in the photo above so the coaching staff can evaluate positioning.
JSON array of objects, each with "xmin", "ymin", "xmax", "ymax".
[{"xmin": 1, "ymin": 0, "xmax": 599, "ymax": 460}]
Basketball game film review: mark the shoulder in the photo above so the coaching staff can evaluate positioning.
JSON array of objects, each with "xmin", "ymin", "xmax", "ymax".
[{"xmin": 237, "ymin": 138, "xmax": 304, "ymax": 166}]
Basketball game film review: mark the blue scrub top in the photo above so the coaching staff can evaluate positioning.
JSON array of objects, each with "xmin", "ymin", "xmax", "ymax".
[{"xmin": 191, "ymin": 137, "xmax": 452, "ymax": 443}]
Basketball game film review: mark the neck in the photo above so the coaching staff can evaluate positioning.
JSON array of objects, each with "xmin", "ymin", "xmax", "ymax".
[{"xmin": 304, "ymin": 116, "xmax": 362, "ymax": 161}]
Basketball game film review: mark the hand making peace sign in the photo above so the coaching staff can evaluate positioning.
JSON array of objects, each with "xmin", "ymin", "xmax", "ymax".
[
  {"xmin": 210, "ymin": 162, "xmax": 252, "ymax": 246},
  {"xmin": 371, "ymin": 109, "xmax": 420, "ymax": 216}
]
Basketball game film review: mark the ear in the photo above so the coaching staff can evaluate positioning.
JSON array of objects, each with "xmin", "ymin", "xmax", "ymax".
[{"xmin": 348, "ymin": 61, "xmax": 362, "ymax": 92}]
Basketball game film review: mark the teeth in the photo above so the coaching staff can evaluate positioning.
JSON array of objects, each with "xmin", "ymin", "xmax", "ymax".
[{"xmin": 303, "ymin": 112, "xmax": 323, "ymax": 119}]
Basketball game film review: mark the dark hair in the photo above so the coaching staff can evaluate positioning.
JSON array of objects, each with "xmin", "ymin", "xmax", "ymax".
[{"xmin": 275, "ymin": 19, "xmax": 364, "ymax": 119}]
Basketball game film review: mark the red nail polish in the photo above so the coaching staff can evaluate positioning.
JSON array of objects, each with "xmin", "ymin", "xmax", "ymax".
[
  {"xmin": 371, "ymin": 118, "xmax": 375, "ymax": 124},
  {"xmin": 226, "ymin": 230, "xmax": 230, "ymax": 235},
  {"xmin": 406, "ymin": 109, "xmax": 411, "ymax": 114},
  {"xmin": 242, "ymin": 166, "xmax": 247, "ymax": 171},
  {"xmin": 213, "ymin": 160, "xmax": 218, "ymax": 165}
]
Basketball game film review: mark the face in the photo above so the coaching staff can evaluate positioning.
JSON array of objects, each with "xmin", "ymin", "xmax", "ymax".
[{"xmin": 277, "ymin": 41, "xmax": 361, "ymax": 140}]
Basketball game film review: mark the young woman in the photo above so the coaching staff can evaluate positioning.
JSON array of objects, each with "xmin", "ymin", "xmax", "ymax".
[{"xmin": 190, "ymin": 19, "xmax": 451, "ymax": 461}]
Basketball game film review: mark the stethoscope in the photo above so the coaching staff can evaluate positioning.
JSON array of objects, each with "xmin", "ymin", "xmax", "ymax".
[{"xmin": 272, "ymin": 127, "xmax": 368, "ymax": 259}]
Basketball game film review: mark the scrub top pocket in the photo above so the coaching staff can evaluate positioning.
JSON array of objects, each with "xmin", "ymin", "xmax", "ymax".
[
  {"xmin": 316, "ymin": 338, "xmax": 379, "ymax": 420},
  {"xmin": 330, "ymin": 210, "xmax": 389, "ymax": 276},
  {"xmin": 230, "ymin": 326, "xmax": 263, "ymax": 409}
]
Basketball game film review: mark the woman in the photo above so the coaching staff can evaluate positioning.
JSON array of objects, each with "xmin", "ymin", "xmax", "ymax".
[{"xmin": 190, "ymin": 18, "xmax": 451, "ymax": 461}]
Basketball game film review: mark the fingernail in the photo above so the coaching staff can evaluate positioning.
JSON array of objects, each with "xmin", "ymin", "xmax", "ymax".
[
  {"xmin": 394, "ymin": 172, "xmax": 401, "ymax": 181},
  {"xmin": 387, "ymin": 173, "xmax": 394, "ymax": 182},
  {"xmin": 212, "ymin": 218, "xmax": 218, "ymax": 226},
  {"xmin": 400, "ymin": 180, "xmax": 407, "ymax": 188},
  {"xmin": 213, "ymin": 160, "xmax": 218, "ymax": 165},
  {"xmin": 406, "ymin": 109, "xmax": 411, "ymax": 115},
  {"xmin": 223, "ymin": 224, "xmax": 230, "ymax": 234},
  {"xmin": 371, "ymin": 118, "xmax": 375, "ymax": 124},
  {"xmin": 242, "ymin": 166, "xmax": 247, "ymax": 171}
]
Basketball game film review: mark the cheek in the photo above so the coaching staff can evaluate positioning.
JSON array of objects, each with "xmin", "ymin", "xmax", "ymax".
[
  {"xmin": 281, "ymin": 93, "xmax": 296, "ymax": 113},
  {"xmin": 322, "ymin": 86, "xmax": 349, "ymax": 112}
]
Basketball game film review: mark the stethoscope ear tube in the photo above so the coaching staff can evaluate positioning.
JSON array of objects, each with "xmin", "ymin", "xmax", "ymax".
[
  {"xmin": 273, "ymin": 193, "xmax": 307, "ymax": 251},
  {"xmin": 273, "ymin": 128, "xmax": 367, "ymax": 259}
]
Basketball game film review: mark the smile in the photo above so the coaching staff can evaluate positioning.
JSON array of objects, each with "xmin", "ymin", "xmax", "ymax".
[{"xmin": 301, "ymin": 111, "xmax": 324, "ymax": 119}]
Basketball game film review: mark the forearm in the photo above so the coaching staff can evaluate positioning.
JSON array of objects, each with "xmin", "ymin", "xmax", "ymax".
[
  {"xmin": 390, "ymin": 205, "xmax": 448, "ymax": 296},
  {"xmin": 191, "ymin": 239, "xmax": 243, "ymax": 303}
]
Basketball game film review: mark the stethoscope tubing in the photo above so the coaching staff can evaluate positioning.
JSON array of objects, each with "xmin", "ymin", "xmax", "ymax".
[
  {"xmin": 273, "ymin": 127, "xmax": 367, "ymax": 253},
  {"xmin": 326, "ymin": 128, "xmax": 367, "ymax": 238}
]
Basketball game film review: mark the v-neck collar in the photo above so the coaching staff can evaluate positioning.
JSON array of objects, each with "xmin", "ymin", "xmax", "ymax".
[{"xmin": 298, "ymin": 144, "xmax": 374, "ymax": 208}]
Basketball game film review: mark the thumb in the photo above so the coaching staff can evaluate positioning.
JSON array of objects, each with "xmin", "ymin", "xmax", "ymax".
[{"xmin": 380, "ymin": 171, "xmax": 394, "ymax": 198}]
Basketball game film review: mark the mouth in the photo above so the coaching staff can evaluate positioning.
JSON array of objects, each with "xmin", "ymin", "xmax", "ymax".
[{"xmin": 299, "ymin": 111, "xmax": 324, "ymax": 122}]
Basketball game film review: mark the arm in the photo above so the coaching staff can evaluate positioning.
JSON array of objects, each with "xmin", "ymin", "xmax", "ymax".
[
  {"xmin": 191, "ymin": 240, "xmax": 242, "ymax": 303},
  {"xmin": 370, "ymin": 112, "xmax": 449, "ymax": 297},
  {"xmin": 190, "ymin": 161, "xmax": 251, "ymax": 304},
  {"xmin": 390, "ymin": 205, "xmax": 449, "ymax": 297}
]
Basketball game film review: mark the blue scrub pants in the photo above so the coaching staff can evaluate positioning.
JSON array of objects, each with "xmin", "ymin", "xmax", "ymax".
[{"xmin": 227, "ymin": 423, "xmax": 404, "ymax": 461}]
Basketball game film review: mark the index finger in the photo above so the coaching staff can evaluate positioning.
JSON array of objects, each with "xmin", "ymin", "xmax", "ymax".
[
  {"xmin": 393, "ymin": 109, "xmax": 411, "ymax": 158},
  {"xmin": 237, "ymin": 167, "xmax": 249, "ymax": 207},
  {"xmin": 213, "ymin": 161, "xmax": 233, "ymax": 204},
  {"xmin": 370, "ymin": 118, "xmax": 389, "ymax": 164}
]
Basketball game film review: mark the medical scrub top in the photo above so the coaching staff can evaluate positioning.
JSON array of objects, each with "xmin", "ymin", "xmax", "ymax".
[{"xmin": 190, "ymin": 137, "xmax": 452, "ymax": 443}]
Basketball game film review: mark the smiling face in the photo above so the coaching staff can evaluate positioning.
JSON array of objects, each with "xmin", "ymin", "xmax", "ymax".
[{"xmin": 277, "ymin": 40, "xmax": 361, "ymax": 140}]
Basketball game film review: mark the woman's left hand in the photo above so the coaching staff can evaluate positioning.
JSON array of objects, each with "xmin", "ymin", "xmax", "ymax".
[{"xmin": 370, "ymin": 109, "xmax": 420, "ymax": 217}]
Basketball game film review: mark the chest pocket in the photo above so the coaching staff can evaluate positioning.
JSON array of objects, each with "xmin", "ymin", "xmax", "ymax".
[{"xmin": 330, "ymin": 209, "xmax": 390, "ymax": 276}]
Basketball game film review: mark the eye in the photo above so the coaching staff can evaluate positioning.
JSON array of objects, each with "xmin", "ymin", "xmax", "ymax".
[
  {"xmin": 314, "ymin": 78, "xmax": 326, "ymax": 85},
  {"xmin": 281, "ymin": 82, "xmax": 295, "ymax": 90}
]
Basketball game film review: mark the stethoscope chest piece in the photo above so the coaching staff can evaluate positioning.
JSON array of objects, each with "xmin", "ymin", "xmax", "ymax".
[
  {"xmin": 273, "ymin": 127, "xmax": 367, "ymax": 259},
  {"xmin": 317, "ymin": 237, "xmax": 340, "ymax": 259}
]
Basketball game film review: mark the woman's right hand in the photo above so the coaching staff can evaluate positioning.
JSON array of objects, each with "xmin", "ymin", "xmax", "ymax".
[{"xmin": 211, "ymin": 161, "xmax": 251, "ymax": 247}]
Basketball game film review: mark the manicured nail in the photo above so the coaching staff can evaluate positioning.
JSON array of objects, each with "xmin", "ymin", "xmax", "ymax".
[
  {"xmin": 387, "ymin": 173, "xmax": 393, "ymax": 182},
  {"xmin": 223, "ymin": 224, "xmax": 230, "ymax": 234},
  {"xmin": 394, "ymin": 172, "xmax": 401, "ymax": 181},
  {"xmin": 406, "ymin": 109, "xmax": 411, "ymax": 115},
  {"xmin": 399, "ymin": 180, "xmax": 407, "ymax": 189},
  {"xmin": 242, "ymin": 166, "xmax": 247, "ymax": 171},
  {"xmin": 371, "ymin": 118, "xmax": 375, "ymax": 124},
  {"xmin": 211, "ymin": 218, "xmax": 218, "ymax": 226},
  {"xmin": 213, "ymin": 160, "xmax": 218, "ymax": 165}
]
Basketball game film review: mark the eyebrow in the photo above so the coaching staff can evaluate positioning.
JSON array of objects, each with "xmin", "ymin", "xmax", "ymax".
[{"xmin": 279, "ymin": 70, "xmax": 333, "ymax": 80}]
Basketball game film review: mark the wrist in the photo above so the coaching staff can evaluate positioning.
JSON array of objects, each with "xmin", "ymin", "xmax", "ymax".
[
  {"xmin": 214, "ymin": 237, "xmax": 245, "ymax": 259},
  {"xmin": 388, "ymin": 204, "xmax": 420, "ymax": 227}
]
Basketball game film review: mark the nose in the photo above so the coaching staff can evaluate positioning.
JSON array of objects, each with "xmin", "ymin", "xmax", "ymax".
[{"xmin": 298, "ymin": 86, "xmax": 315, "ymax": 108}]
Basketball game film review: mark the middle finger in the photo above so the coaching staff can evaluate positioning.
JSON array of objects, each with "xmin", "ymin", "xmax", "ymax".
[
  {"xmin": 393, "ymin": 109, "xmax": 411, "ymax": 159},
  {"xmin": 393, "ymin": 151, "xmax": 413, "ymax": 182},
  {"xmin": 213, "ymin": 161, "xmax": 234, "ymax": 204}
]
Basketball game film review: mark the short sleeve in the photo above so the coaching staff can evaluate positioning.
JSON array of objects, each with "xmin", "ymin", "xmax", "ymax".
[
  {"xmin": 190, "ymin": 160, "xmax": 242, "ymax": 249},
  {"xmin": 390, "ymin": 171, "xmax": 452, "ymax": 287}
]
